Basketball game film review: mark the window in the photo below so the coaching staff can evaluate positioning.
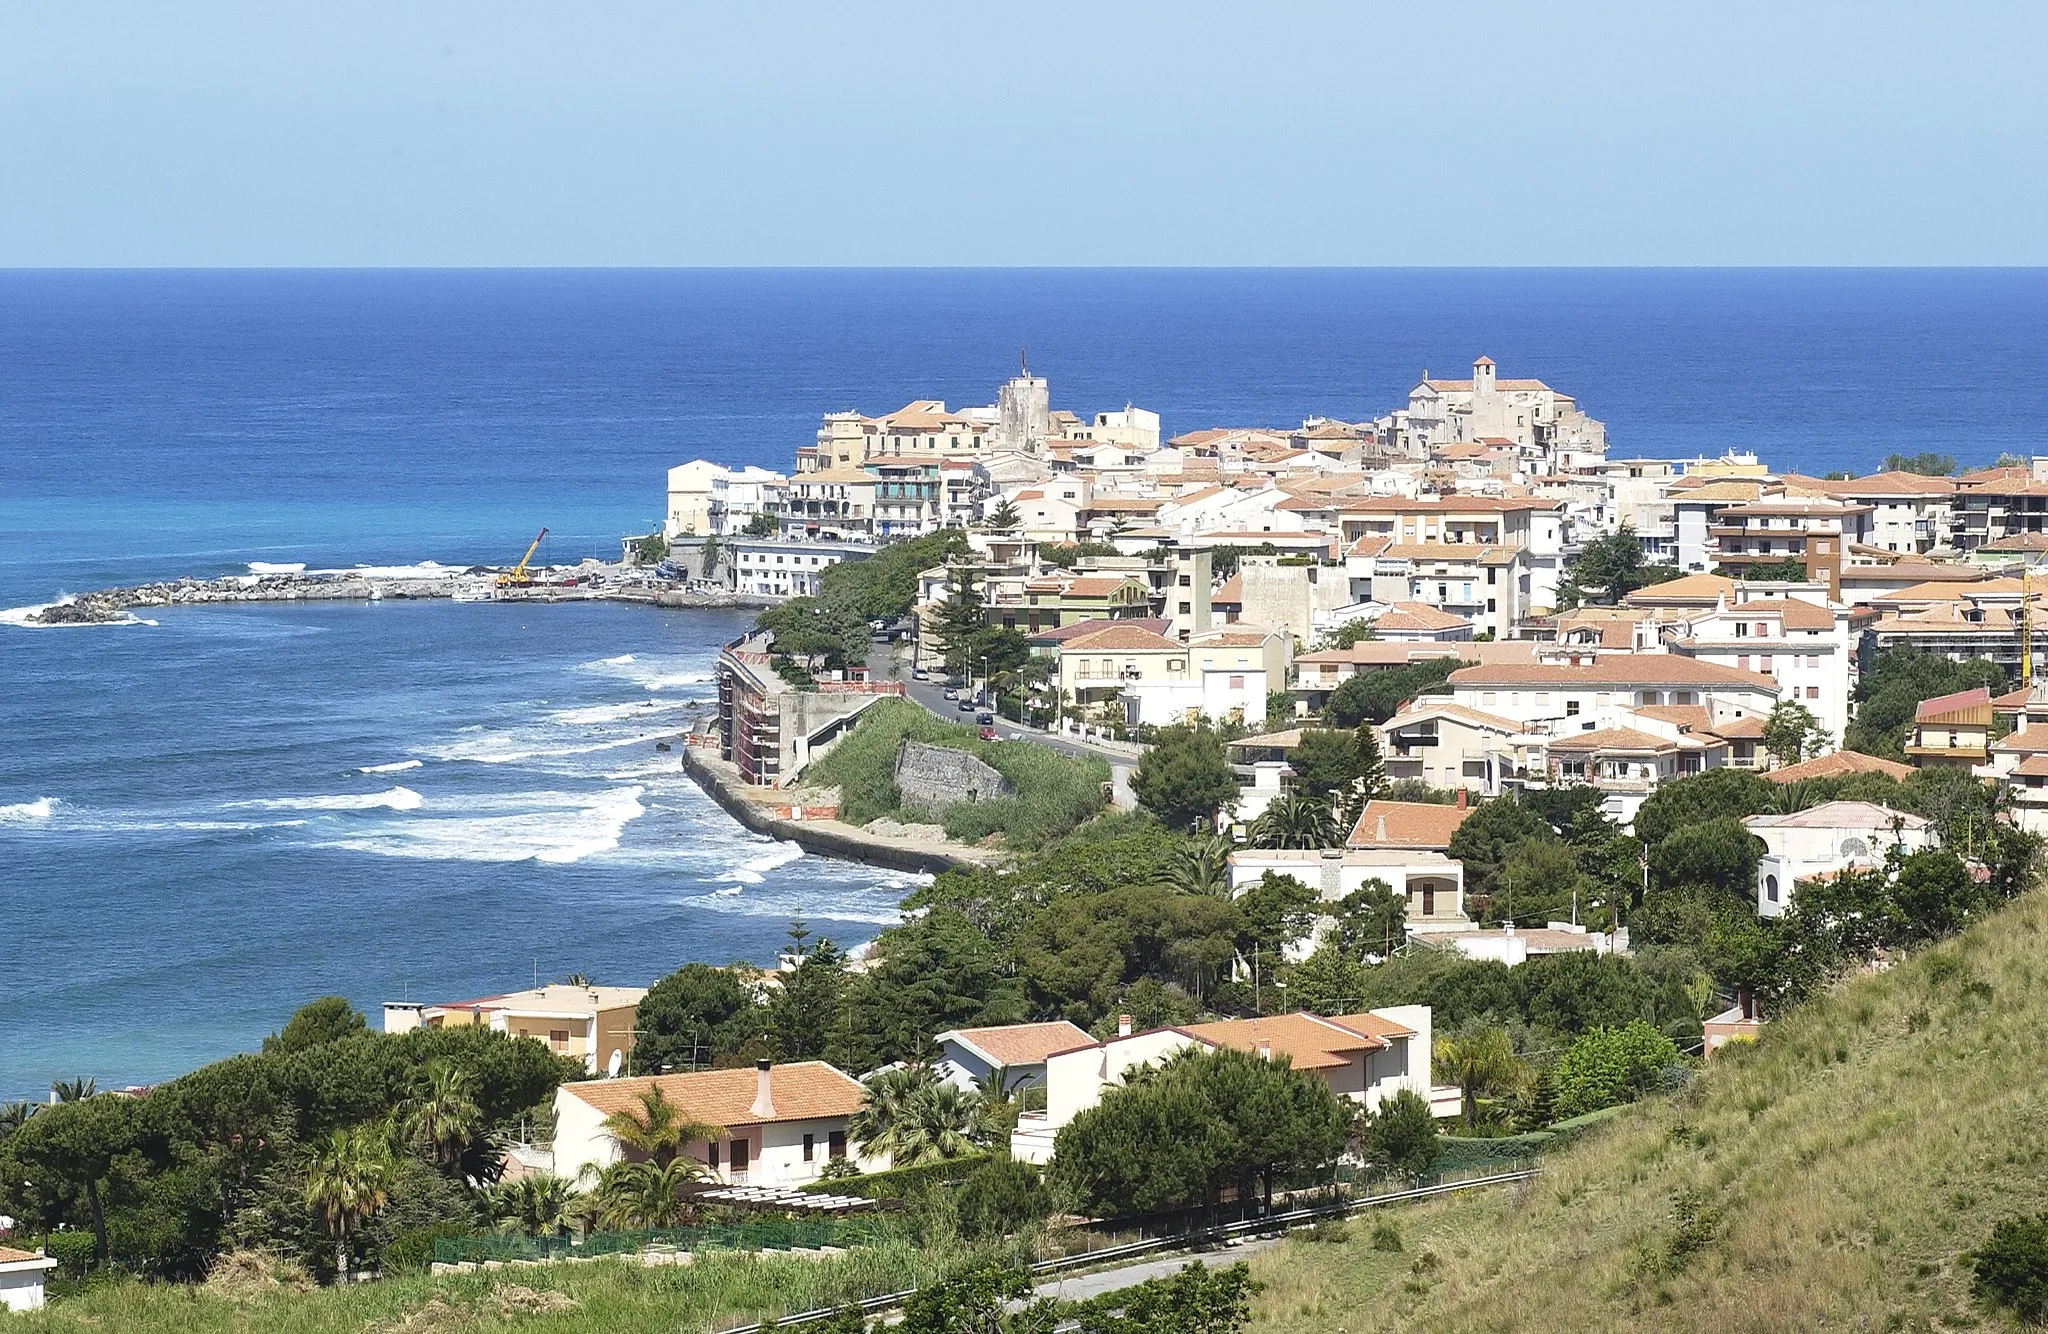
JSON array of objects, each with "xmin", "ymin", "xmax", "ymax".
[
  {"xmin": 1761, "ymin": 656, "xmax": 1773, "ymax": 672},
  {"xmin": 828, "ymin": 1130, "xmax": 847, "ymax": 1160},
  {"xmin": 1753, "ymin": 623, "xmax": 1767, "ymax": 637},
  {"xmin": 1229, "ymin": 675, "xmax": 1244, "ymax": 690},
  {"xmin": 1738, "ymin": 655, "xmax": 1750, "ymax": 671},
  {"xmin": 803, "ymin": 1133, "xmax": 815, "ymax": 1162},
  {"xmin": 1807, "ymin": 686, "xmax": 1820, "ymax": 700},
  {"xmin": 707, "ymin": 1142, "xmax": 720, "ymax": 1169},
  {"xmin": 1566, "ymin": 700, "xmax": 1581, "ymax": 716},
  {"xmin": 1765, "ymin": 875, "xmax": 1779, "ymax": 904},
  {"xmin": 548, "ymin": 1029, "xmax": 570, "ymax": 1053},
  {"xmin": 731, "ymin": 1139, "xmax": 749, "ymax": 1174},
  {"xmin": 1421, "ymin": 885, "xmax": 1437, "ymax": 915}
]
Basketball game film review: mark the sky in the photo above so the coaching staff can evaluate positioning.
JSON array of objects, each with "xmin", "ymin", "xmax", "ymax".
[{"xmin": 4, "ymin": 1, "xmax": 2046, "ymax": 267}]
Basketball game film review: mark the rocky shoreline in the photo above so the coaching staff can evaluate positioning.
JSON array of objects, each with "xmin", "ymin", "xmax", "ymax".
[{"xmin": 23, "ymin": 569, "xmax": 775, "ymax": 625}]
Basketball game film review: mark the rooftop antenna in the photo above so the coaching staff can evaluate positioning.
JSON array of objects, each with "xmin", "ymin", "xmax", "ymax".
[{"xmin": 1020, "ymin": 348, "xmax": 1029, "ymax": 377}]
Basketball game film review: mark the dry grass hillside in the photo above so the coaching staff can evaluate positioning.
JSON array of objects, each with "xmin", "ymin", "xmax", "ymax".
[{"xmin": 1251, "ymin": 888, "xmax": 2048, "ymax": 1332}]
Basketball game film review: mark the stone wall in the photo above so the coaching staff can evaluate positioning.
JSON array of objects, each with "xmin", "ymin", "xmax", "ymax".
[{"xmin": 895, "ymin": 739, "xmax": 1013, "ymax": 813}]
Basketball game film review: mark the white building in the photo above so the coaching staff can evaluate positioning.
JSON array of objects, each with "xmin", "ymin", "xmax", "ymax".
[
  {"xmin": 553, "ymin": 1060, "xmax": 888, "ymax": 1187},
  {"xmin": 1666, "ymin": 591, "xmax": 1855, "ymax": 746},
  {"xmin": 1743, "ymin": 801, "xmax": 1934, "ymax": 919},
  {"xmin": 1394, "ymin": 356, "xmax": 1607, "ymax": 460},
  {"xmin": 664, "ymin": 461, "xmax": 789, "ymax": 539},
  {"xmin": 933, "ymin": 1020, "xmax": 1093, "ymax": 1097},
  {"xmin": 0, "ymin": 1246, "xmax": 58, "ymax": 1313},
  {"xmin": 1010, "ymin": 1008, "xmax": 1435, "ymax": 1164},
  {"xmin": 726, "ymin": 538, "xmax": 876, "ymax": 600},
  {"xmin": 1447, "ymin": 656, "xmax": 1780, "ymax": 734}
]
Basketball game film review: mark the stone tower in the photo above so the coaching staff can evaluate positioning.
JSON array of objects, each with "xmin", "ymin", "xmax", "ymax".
[{"xmin": 993, "ymin": 356, "xmax": 1051, "ymax": 454}]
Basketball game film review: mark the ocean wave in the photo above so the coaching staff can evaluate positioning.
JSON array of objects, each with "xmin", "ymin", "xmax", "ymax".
[
  {"xmin": 717, "ymin": 840, "xmax": 806, "ymax": 884},
  {"xmin": 0, "ymin": 598, "xmax": 151, "ymax": 629},
  {"xmin": 315, "ymin": 785, "xmax": 646, "ymax": 865},
  {"xmin": 358, "ymin": 759, "xmax": 425, "ymax": 775},
  {"xmin": 547, "ymin": 699, "xmax": 693, "ymax": 727},
  {"xmin": 416, "ymin": 729, "xmax": 676, "ymax": 766},
  {"xmin": 238, "ymin": 786, "xmax": 425, "ymax": 812},
  {"xmin": 0, "ymin": 797, "xmax": 56, "ymax": 823},
  {"xmin": 579, "ymin": 655, "xmax": 715, "ymax": 692},
  {"xmin": 306, "ymin": 561, "xmax": 461, "ymax": 580},
  {"xmin": 247, "ymin": 561, "xmax": 307, "ymax": 575}
]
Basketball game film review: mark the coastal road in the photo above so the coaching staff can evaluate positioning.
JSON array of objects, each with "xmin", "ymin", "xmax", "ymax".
[
  {"xmin": 866, "ymin": 646, "xmax": 1141, "ymax": 768},
  {"xmin": 1032, "ymin": 1239, "xmax": 1280, "ymax": 1305}
]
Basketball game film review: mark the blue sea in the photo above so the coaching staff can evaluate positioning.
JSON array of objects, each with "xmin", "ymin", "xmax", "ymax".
[{"xmin": 3, "ymin": 268, "xmax": 2046, "ymax": 1099}]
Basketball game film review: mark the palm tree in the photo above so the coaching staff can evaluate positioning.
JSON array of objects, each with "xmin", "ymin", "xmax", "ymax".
[
  {"xmin": 600, "ymin": 1084, "xmax": 724, "ymax": 1170},
  {"xmin": 969, "ymin": 1066, "xmax": 1030, "ymax": 1146},
  {"xmin": 585, "ymin": 1158, "xmax": 704, "ymax": 1230},
  {"xmin": 564, "ymin": 972, "xmax": 591, "ymax": 986},
  {"xmin": 51, "ymin": 1077, "xmax": 95, "ymax": 1103},
  {"xmin": 848, "ymin": 1066, "xmax": 927, "ymax": 1164},
  {"xmin": 0, "ymin": 1101, "xmax": 39, "ymax": 1141},
  {"xmin": 305, "ymin": 1124, "xmax": 396, "ymax": 1282},
  {"xmin": 1163, "ymin": 834, "xmax": 1236, "ymax": 897},
  {"xmin": 398, "ymin": 1060, "xmax": 484, "ymax": 1174},
  {"xmin": 897, "ymin": 1080, "xmax": 983, "ymax": 1166},
  {"xmin": 490, "ymin": 1172, "xmax": 582, "ymax": 1239},
  {"xmin": 1432, "ymin": 1029, "xmax": 1526, "ymax": 1130},
  {"xmin": 1249, "ymin": 792, "xmax": 1341, "ymax": 850}
]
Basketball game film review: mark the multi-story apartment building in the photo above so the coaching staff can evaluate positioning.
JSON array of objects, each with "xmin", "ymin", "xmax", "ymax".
[
  {"xmin": 1954, "ymin": 461, "xmax": 2048, "ymax": 554},
  {"xmin": 1445, "ymin": 656, "xmax": 1780, "ymax": 734},
  {"xmin": 1785, "ymin": 471, "xmax": 1956, "ymax": 555},
  {"xmin": 1336, "ymin": 495, "xmax": 1567, "ymax": 621},
  {"xmin": 726, "ymin": 538, "xmax": 876, "ymax": 600},
  {"xmin": 1708, "ymin": 498, "xmax": 1873, "ymax": 595},
  {"xmin": 1665, "ymin": 592, "xmax": 1856, "ymax": 744},
  {"xmin": 665, "ymin": 461, "xmax": 790, "ymax": 539}
]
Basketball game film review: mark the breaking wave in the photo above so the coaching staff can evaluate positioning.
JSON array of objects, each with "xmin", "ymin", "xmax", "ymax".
[
  {"xmin": 315, "ymin": 785, "xmax": 646, "ymax": 865},
  {"xmin": 0, "ymin": 797, "xmax": 56, "ymax": 823},
  {"xmin": 239, "ymin": 786, "xmax": 425, "ymax": 812},
  {"xmin": 358, "ymin": 759, "xmax": 425, "ymax": 775}
]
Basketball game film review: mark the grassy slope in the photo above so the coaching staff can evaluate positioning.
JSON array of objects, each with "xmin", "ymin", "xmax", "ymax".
[
  {"xmin": 1249, "ymin": 889, "xmax": 2048, "ymax": 1332},
  {"xmin": 17, "ymin": 1242, "xmax": 926, "ymax": 1334}
]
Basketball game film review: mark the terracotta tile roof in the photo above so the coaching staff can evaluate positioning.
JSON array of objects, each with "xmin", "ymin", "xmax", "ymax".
[
  {"xmin": 1182, "ymin": 1013, "xmax": 1386, "ymax": 1070},
  {"xmin": 1632, "ymin": 704, "xmax": 1714, "ymax": 731},
  {"xmin": 1060, "ymin": 624, "xmax": 1185, "ymax": 652},
  {"xmin": 1059, "ymin": 575, "xmax": 1144, "ymax": 598},
  {"xmin": 1196, "ymin": 631, "xmax": 1276, "ymax": 647},
  {"xmin": 1841, "ymin": 561, "xmax": 1985, "ymax": 583},
  {"xmin": 0, "ymin": 1246, "xmax": 52, "ymax": 1265},
  {"xmin": 1337, "ymin": 495, "xmax": 1560, "ymax": 514},
  {"xmin": 1766, "ymin": 750, "xmax": 1913, "ymax": 783},
  {"xmin": 1375, "ymin": 602, "xmax": 1471, "ymax": 632},
  {"xmin": 1325, "ymin": 1011, "xmax": 1416, "ymax": 1040},
  {"xmin": 561, "ymin": 1061, "xmax": 863, "ymax": 1128},
  {"xmin": 940, "ymin": 1021, "xmax": 1094, "ymax": 1068},
  {"xmin": 1814, "ymin": 470, "xmax": 1958, "ymax": 497},
  {"xmin": 1213, "ymin": 574, "xmax": 1243, "ymax": 604},
  {"xmin": 1992, "ymin": 686, "xmax": 2036, "ymax": 710},
  {"xmin": 1346, "ymin": 799, "xmax": 1473, "ymax": 851},
  {"xmin": 1915, "ymin": 687, "xmax": 1993, "ymax": 724},
  {"xmin": 1385, "ymin": 701, "xmax": 1524, "ymax": 733},
  {"xmin": 2011, "ymin": 754, "xmax": 2048, "ymax": 777},
  {"xmin": 1547, "ymin": 726, "xmax": 1679, "ymax": 754},
  {"xmin": 1668, "ymin": 481, "xmax": 1767, "ymax": 504},
  {"xmin": 1028, "ymin": 616, "xmax": 1170, "ymax": 644},
  {"xmin": 1991, "ymin": 728, "xmax": 2048, "ymax": 756},
  {"xmin": 1707, "ymin": 715, "xmax": 1767, "ymax": 739},
  {"xmin": 1623, "ymin": 573, "xmax": 1735, "ymax": 605},
  {"xmin": 1450, "ymin": 656, "xmax": 1777, "ymax": 690}
]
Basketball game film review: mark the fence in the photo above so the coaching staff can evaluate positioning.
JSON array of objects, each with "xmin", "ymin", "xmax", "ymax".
[
  {"xmin": 433, "ymin": 1216, "xmax": 888, "ymax": 1266},
  {"xmin": 707, "ymin": 1162, "xmax": 1540, "ymax": 1334}
]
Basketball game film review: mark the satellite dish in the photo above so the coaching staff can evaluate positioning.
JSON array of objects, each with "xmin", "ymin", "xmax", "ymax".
[{"xmin": 607, "ymin": 1049, "xmax": 624, "ymax": 1079}]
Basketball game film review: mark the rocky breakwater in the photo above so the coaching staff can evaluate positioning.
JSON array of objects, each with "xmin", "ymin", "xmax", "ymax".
[{"xmin": 27, "ymin": 570, "xmax": 465, "ymax": 624}]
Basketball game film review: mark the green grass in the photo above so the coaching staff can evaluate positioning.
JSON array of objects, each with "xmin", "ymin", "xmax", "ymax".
[
  {"xmin": 805, "ymin": 699, "xmax": 1109, "ymax": 846},
  {"xmin": 20, "ymin": 1241, "xmax": 929, "ymax": 1333},
  {"xmin": 1246, "ymin": 887, "xmax": 2048, "ymax": 1331}
]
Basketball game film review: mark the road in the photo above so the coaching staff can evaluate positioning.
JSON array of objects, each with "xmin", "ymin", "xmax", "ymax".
[
  {"xmin": 866, "ymin": 644, "xmax": 1144, "ymax": 779},
  {"xmin": 1032, "ymin": 1238, "xmax": 1280, "ymax": 1304}
]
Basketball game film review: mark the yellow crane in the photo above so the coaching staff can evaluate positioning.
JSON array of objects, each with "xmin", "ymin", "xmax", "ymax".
[{"xmin": 497, "ymin": 527, "xmax": 549, "ymax": 588}]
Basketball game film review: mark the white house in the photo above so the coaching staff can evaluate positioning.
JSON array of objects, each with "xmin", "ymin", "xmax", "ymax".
[
  {"xmin": 1666, "ymin": 591, "xmax": 1854, "ymax": 745},
  {"xmin": 553, "ymin": 1060, "xmax": 888, "ymax": 1188},
  {"xmin": 933, "ymin": 1020, "xmax": 1094, "ymax": 1098},
  {"xmin": 1743, "ymin": 801, "xmax": 1934, "ymax": 918},
  {"xmin": 1010, "ymin": 1008, "xmax": 1437, "ymax": 1164},
  {"xmin": 0, "ymin": 1246, "xmax": 58, "ymax": 1313},
  {"xmin": 726, "ymin": 538, "xmax": 877, "ymax": 601}
]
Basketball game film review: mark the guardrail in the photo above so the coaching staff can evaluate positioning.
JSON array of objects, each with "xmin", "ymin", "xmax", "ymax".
[{"xmin": 707, "ymin": 1165, "xmax": 1539, "ymax": 1333}]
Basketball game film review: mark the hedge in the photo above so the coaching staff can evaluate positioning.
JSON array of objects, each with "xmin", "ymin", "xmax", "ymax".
[{"xmin": 796, "ymin": 1154, "xmax": 988, "ymax": 1201}]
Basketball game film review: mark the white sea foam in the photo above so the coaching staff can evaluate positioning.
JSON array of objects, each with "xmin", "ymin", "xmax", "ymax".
[
  {"xmin": 0, "ymin": 797, "xmax": 56, "ymax": 823},
  {"xmin": 718, "ymin": 840, "xmax": 806, "ymax": 884},
  {"xmin": 306, "ymin": 561, "xmax": 461, "ymax": 580},
  {"xmin": 358, "ymin": 759, "xmax": 425, "ymax": 775},
  {"xmin": 579, "ymin": 655, "xmax": 714, "ymax": 692},
  {"xmin": 247, "ymin": 561, "xmax": 307, "ymax": 575},
  {"xmin": 547, "ymin": 700, "xmax": 692, "ymax": 727},
  {"xmin": 0, "ymin": 598, "xmax": 150, "ymax": 629},
  {"xmin": 418, "ymin": 729, "xmax": 675, "ymax": 766},
  {"xmin": 316, "ymin": 785, "xmax": 646, "ymax": 865},
  {"xmin": 239, "ymin": 786, "xmax": 425, "ymax": 812}
]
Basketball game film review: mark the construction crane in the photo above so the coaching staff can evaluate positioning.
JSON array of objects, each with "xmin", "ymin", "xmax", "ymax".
[{"xmin": 497, "ymin": 527, "xmax": 549, "ymax": 588}]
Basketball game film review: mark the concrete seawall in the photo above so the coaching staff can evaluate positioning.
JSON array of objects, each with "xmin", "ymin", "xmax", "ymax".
[{"xmin": 681, "ymin": 746, "xmax": 991, "ymax": 876}]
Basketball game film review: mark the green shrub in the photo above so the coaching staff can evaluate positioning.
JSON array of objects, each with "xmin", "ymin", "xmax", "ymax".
[
  {"xmin": 1968, "ymin": 1214, "xmax": 2048, "ymax": 1323},
  {"xmin": 798, "ymin": 1153, "xmax": 987, "ymax": 1201},
  {"xmin": 43, "ymin": 1230, "xmax": 96, "ymax": 1279},
  {"xmin": 953, "ymin": 1157, "xmax": 1048, "ymax": 1241},
  {"xmin": 382, "ymin": 1223, "xmax": 472, "ymax": 1276}
]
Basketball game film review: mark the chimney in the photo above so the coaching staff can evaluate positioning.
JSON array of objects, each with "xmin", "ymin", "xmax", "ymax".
[
  {"xmin": 1117, "ymin": 1014, "xmax": 1133, "ymax": 1038},
  {"xmin": 1456, "ymin": 788, "xmax": 1468, "ymax": 810},
  {"xmin": 1375, "ymin": 813, "xmax": 1388, "ymax": 842},
  {"xmin": 1257, "ymin": 1040, "xmax": 1273, "ymax": 1061},
  {"xmin": 749, "ymin": 1059, "xmax": 776, "ymax": 1120}
]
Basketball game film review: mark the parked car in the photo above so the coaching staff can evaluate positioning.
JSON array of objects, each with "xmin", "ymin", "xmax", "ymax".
[
  {"xmin": 979, "ymin": 725, "xmax": 998, "ymax": 741},
  {"xmin": 911, "ymin": 668, "xmax": 930, "ymax": 681},
  {"xmin": 942, "ymin": 687, "xmax": 958, "ymax": 700},
  {"xmin": 976, "ymin": 711, "xmax": 995, "ymax": 726}
]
